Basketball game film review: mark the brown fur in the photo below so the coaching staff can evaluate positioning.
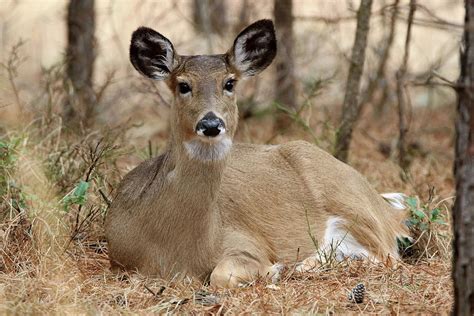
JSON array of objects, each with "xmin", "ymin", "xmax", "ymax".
[{"xmin": 105, "ymin": 20, "xmax": 408, "ymax": 287}]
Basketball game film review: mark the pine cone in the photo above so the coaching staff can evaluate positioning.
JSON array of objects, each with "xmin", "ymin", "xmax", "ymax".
[{"xmin": 348, "ymin": 283, "xmax": 365, "ymax": 304}]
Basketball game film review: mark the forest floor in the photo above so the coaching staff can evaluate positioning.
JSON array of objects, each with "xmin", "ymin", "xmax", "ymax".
[{"xmin": 0, "ymin": 103, "xmax": 454, "ymax": 314}]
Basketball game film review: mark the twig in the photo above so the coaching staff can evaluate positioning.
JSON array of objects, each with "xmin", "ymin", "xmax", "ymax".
[
  {"xmin": 0, "ymin": 40, "xmax": 26, "ymax": 115},
  {"xmin": 144, "ymin": 284, "xmax": 165, "ymax": 298},
  {"xmin": 95, "ymin": 70, "xmax": 117, "ymax": 104},
  {"xmin": 294, "ymin": 4, "xmax": 393, "ymax": 24},
  {"xmin": 431, "ymin": 71, "xmax": 457, "ymax": 86},
  {"xmin": 397, "ymin": 3, "xmax": 463, "ymax": 31},
  {"xmin": 148, "ymin": 140, "xmax": 153, "ymax": 158},
  {"xmin": 98, "ymin": 189, "xmax": 111, "ymax": 207}
]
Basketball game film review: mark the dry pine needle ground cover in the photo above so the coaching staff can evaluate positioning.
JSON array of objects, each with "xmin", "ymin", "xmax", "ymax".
[{"xmin": 0, "ymin": 104, "xmax": 454, "ymax": 314}]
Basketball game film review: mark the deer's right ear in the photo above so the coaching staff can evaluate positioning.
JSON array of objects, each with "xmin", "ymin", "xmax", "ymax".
[
  {"xmin": 227, "ymin": 19, "xmax": 277, "ymax": 77},
  {"xmin": 130, "ymin": 27, "xmax": 176, "ymax": 80}
]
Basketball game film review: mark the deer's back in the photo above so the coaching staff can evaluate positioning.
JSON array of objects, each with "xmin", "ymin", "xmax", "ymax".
[{"xmin": 220, "ymin": 141, "xmax": 405, "ymax": 262}]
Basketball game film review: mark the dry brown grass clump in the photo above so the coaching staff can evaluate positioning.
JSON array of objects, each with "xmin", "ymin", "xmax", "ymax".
[{"xmin": 0, "ymin": 245, "xmax": 453, "ymax": 314}]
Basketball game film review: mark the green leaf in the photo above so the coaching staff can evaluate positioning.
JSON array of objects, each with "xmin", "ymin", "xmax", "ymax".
[
  {"xmin": 419, "ymin": 222, "xmax": 429, "ymax": 231},
  {"xmin": 414, "ymin": 209, "xmax": 426, "ymax": 219},
  {"xmin": 433, "ymin": 218, "xmax": 447, "ymax": 225},
  {"xmin": 406, "ymin": 196, "xmax": 417, "ymax": 209},
  {"xmin": 408, "ymin": 218, "xmax": 419, "ymax": 226},
  {"xmin": 62, "ymin": 181, "xmax": 90, "ymax": 212},
  {"xmin": 430, "ymin": 208, "xmax": 441, "ymax": 220},
  {"xmin": 397, "ymin": 236, "xmax": 413, "ymax": 249},
  {"xmin": 74, "ymin": 181, "xmax": 89, "ymax": 199}
]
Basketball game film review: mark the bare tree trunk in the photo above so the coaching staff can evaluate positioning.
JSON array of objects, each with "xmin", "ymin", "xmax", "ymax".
[
  {"xmin": 396, "ymin": 0, "xmax": 416, "ymax": 177},
  {"xmin": 64, "ymin": 0, "xmax": 96, "ymax": 129},
  {"xmin": 274, "ymin": 0, "xmax": 296, "ymax": 130},
  {"xmin": 362, "ymin": 0, "xmax": 399, "ymax": 114},
  {"xmin": 334, "ymin": 0, "xmax": 373, "ymax": 162},
  {"xmin": 453, "ymin": 1, "xmax": 474, "ymax": 314},
  {"xmin": 234, "ymin": 0, "xmax": 251, "ymax": 34},
  {"xmin": 193, "ymin": 0, "xmax": 227, "ymax": 36}
]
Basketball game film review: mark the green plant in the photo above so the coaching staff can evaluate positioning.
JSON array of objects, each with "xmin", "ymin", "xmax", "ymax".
[
  {"xmin": 61, "ymin": 180, "xmax": 90, "ymax": 213},
  {"xmin": 0, "ymin": 136, "xmax": 28, "ymax": 218},
  {"xmin": 400, "ymin": 194, "xmax": 450, "ymax": 260},
  {"xmin": 405, "ymin": 195, "xmax": 446, "ymax": 231},
  {"xmin": 0, "ymin": 138, "xmax": 21, "ymax": 183}
]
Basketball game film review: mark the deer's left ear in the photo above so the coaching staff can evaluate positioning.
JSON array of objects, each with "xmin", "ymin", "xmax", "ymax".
[
  {"xmin": 129, "ymin": 27, "xmax": 178, "ymax": 80},
  {"xmin": 227, "ymin": 19, "xmax": 277, "ymax": 77}
]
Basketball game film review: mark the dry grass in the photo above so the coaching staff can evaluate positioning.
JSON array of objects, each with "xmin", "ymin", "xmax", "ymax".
[
  {"xmin": 0, "ymin": 102, "xmax": 454, "ymax": 314},
  {"xmin": 0, "ymin": 251, "xmax": 453, "ymax": 314}
]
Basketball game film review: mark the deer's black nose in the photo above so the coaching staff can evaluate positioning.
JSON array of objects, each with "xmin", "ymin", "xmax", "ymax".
[{"xmin": 196, "ymin": 112, "xmax": 225, "ymax": 137}]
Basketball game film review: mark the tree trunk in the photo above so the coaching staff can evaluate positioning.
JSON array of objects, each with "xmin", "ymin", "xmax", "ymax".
[
  {"xmin": 234, "ymin": 0, "xmax": 251, "ymax": 34},
  {"xmin": 453, "ymin": 1, "xmax": 474, "ymax": 314},
  {"xmin": 64, "ymin": 0, "xmax": 96, "ymax": 129},
  {"xmin": 396, "ymin": 0, "xmax": 416, "ymax": 178},
  {"xmin": 193, "ymin": 0, "xmax": 227, "ymax": 36},
  {"xmin": 334, "ymin": 0, "xmax": 373, "ymax": 162},
  {"xmin": 274, "ymin": 0, "xmax": 296, "ymax": 130},
  {"xmin": 362, "ymin": 0, "xmax": 399, "ymax": 115}
]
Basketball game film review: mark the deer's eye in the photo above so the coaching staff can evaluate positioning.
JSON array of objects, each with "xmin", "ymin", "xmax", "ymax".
[
  {"xmin": 178, "ymin": 82, "xmax": 191, "ymax": 94},
  {"xmin": 224, "ymin": 79, "xmax": 236, "ymax": 93}
]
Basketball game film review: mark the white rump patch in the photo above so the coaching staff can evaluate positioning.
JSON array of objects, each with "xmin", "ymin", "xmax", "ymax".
[
  {"xmin": 184, "ymin": 137, "xmax": 232, "ymax": 162},
  {"xmin": 321, "ymin": 217, "xmax": 370, "ymax": 261},
  {"xmin": 381, "ymin": 193, "xmax": 407, "ymax": 210},
  {"xmin": 296, "ymin": 217, "xmax": 370, "ymax": 272}
]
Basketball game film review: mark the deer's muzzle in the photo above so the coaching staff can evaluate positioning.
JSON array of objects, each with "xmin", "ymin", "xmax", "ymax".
[{"xmin": 195, "ymin": 112, "xmax": 226, "ymax": 138}]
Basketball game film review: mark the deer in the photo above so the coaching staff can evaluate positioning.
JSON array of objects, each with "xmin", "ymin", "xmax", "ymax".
[{"xmin": 105, "ymin": 20, "xmax": 409, "ymax": 288}]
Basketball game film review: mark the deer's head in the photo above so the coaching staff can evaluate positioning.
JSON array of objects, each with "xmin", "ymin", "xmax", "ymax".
[{"xmin": 129, "ymin": 20, "xmax": 276, "ymax": 161}]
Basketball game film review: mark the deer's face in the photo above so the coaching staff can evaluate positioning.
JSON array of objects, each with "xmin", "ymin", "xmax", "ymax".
[
  {"xmin": 169, "ymin": 55, "xmax": 238, "ymax": 144},
  {"xmin": 129, "ymin": 20, "xmax": 276, "ymax": 161}
]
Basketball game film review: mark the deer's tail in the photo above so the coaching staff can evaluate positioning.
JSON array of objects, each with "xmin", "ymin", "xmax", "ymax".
[{"xmin": 381, "ymin": 193, "xmax": 414, "ymax": 255}]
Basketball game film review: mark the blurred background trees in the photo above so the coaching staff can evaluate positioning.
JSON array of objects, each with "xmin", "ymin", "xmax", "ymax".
[
  {"xmin": 0, "ymin": 0, "xmax": 463, "ymax": 170},
  {"xmin": 0, "ymin": 1, "xmax": 462, "ymax": 168},
  {"xmin": 0, "ymin": 1, "xmax": 461, "ymax": 148}
]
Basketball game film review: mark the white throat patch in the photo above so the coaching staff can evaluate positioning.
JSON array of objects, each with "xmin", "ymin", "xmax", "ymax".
[{"xmin": 184, "ymin": 138, "xmax": 232, "ymax": 162}]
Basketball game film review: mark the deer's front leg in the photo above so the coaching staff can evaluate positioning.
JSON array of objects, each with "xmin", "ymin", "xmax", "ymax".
[{"xmin": 210, "ymin": 254, "xmax": 283, "ymax": 288}]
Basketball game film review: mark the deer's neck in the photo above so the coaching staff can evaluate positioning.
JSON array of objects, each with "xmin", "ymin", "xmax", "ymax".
[
  {"xmin": 146, "ymin": 137, "xmax": 228, "ymax": 275},
  {"xmin": 166, "ymin": 134, "xmax": 228, "ymax": 215}
]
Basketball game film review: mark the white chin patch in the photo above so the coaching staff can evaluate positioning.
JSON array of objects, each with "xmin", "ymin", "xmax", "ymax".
[{"xmin": 184, "ymin": 137, "xmax": 232, "ymax": 162}]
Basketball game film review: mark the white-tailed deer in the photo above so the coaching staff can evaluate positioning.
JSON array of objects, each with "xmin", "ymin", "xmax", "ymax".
[{"xmin": 105, "ymin": 20, "xmax": 409, "ymax": 287}]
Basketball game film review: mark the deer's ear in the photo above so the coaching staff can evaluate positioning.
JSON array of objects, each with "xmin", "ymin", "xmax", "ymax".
[
  {"xmin": 130, "ymin": 27, "xmax": 177, "ymax": 80},
  {"xmin": 227, "ymin": 19, "xmax": 277, "ymax": 77}
]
